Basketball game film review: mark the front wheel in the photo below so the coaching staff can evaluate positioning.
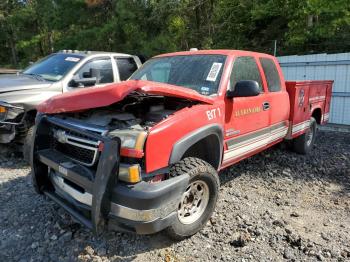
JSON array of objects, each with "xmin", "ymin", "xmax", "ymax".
[
  {"xmin": 166, "ymin": 157, "xmax": 219, "ymax": 240},
  {"xmin": 292, "ymin": 117, "xmax": 317, "ymax": 154},
  {"xmin": 23, "ymin": 125, "xmax": 34, "ymax": 163}
]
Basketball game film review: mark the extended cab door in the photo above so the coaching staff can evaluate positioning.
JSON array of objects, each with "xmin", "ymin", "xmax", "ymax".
[
  {"xmin": 259, "ymin": 57, "xmax": 290, "ymax": 144},
  {"xmin": 223, "ymin": 56, "xmax": 270, "ymax": 166}
]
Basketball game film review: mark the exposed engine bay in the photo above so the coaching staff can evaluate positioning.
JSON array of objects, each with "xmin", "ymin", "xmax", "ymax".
[
  {"xmin": 55, "ymin": 93, "xmax": 194, "ymax": 136},
  {"xmin": 44, "ymin": 94, "xmax": 195, "ymax": 177}
]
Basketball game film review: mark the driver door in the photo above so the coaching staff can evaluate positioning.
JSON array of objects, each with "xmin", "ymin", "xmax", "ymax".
[
  {"xmin": 223, "ymin": 56, "xmax": 270, "ymax": 165},
  {"xmin": 69, "ymin": 57, "xmax": 114, "ymax": 89}
]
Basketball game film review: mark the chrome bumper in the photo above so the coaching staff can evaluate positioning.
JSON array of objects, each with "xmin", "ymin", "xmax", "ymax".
[
  {"xmin": 32, "ymin": 115, "xmax": 189, "ymax": 235},
  {"xmin": 50, "ymin": 170, "xmax": 182, "ymax": 223}
]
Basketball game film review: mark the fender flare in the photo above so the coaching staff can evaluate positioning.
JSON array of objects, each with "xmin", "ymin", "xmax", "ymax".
[{"xmin": 169, "ymin": 124, "xmax": 224, "ymax": 168}]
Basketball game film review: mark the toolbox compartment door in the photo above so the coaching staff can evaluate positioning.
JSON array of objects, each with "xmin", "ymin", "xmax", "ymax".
[
  {"xmin": 285, "ymin": 80, "xmax": 333, "ymax": 138},
  {"xmin": 323, "ymin": 83, "xmax": 333, "ymax": 123}
]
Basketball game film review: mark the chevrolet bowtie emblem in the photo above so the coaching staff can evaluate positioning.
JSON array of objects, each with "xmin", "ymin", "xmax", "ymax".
[{"xmin": 54, "ymin": 129, "xmax": 68, "ymax": 144}]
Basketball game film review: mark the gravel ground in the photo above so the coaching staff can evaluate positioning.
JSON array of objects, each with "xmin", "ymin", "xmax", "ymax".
[{"xmin": 0, "ymin": 130, "xmax": 349, "ymax": 262}]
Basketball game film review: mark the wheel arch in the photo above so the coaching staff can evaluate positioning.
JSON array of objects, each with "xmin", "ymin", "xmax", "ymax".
[
  {"xmin": 311, "ymin": 107, "xmax": 322, "ymax": 124},
  {"xmin": 18, "ymin": 109, "xmax": 37, "ymax": 125},
  {"xmin": 169, "ymin": 124, "xmax": 224, "ymax": 170}
]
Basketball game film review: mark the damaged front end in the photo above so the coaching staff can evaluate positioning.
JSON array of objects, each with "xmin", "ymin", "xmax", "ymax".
[
  {"xmin": 31, "ymin": 92, "xmax": 190, "ymax": 234},
  {"xmin": 0, "ymin": 101, "xmax": 25, "ymax": 143}
]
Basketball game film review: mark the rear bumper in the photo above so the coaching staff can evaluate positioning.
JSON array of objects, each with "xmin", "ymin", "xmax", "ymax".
[{"xmin": 31, "ymin": 115, "xmax": 188, "ymax": 235}]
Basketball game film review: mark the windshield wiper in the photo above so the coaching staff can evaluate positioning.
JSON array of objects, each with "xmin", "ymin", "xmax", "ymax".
[{"xmin": 24, "ymin": 73, "xmax": 46, "ymax": 81}]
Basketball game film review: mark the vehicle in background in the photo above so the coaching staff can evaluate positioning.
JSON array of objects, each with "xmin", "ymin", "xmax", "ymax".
[
  {"xmin": 0, "ymin": 68, "xmax": 19, "ymax": 74},
  {"xmin": 0, "ymin": 50, "xmax": 142, "ymax": 159},
  {"xmin": 31, "ymin": 50, "xmax": 333, "ymax": 240}
]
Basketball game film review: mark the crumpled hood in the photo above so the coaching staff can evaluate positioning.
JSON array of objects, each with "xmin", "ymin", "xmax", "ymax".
[
  {"xmin": 38, "ymin": 80, "xmax": 214, "ymax": 114},
  {"xmin": 0, "ymin": 74, "xmax": 52, "ymax": 94}
]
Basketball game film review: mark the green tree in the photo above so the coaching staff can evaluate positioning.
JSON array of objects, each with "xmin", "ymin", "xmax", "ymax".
[{"xmin": 0, "ymin": 0, "xmax": 349, "ymax": 68}]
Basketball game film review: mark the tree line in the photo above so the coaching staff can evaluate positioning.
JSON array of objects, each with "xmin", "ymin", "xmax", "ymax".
[{"xmin": 0, "ymin": 0, "xmax": 349, "ymax": 68}]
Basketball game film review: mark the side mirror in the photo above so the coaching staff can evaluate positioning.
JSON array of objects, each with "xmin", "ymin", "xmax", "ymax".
[
  {"xmin": 226, "ymin": 80, "xmax": 260, "ymax": 99},
  {"xmin": 82, "ymin": 71, "xmax": 91, "ymax": 78},
  {"xmin": 83, "ymin": 68, "xmax": 100, "ymax": 79},
  {"xmin": 69, "ymin": 77, "xmax": 97, "ymax": 87}
]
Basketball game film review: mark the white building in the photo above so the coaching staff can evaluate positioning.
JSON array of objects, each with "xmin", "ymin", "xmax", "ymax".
[{"xmin": 278, "ymin": 53, "xmax": 350, "ymax": 125}]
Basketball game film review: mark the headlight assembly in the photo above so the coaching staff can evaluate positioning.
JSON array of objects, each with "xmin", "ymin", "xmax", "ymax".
[
  {"xmin": 0, "ymin": 102, "xmax": 24, "ymax": 124},
  {"xmin": 109, "ymin": 129, "xmax": 147, "ymax": 150},
  {"xmin": 0, "ymin": 106, "xmax": 7, "ymax": 121},
  {"xmin": 108, "ymin": 130, "xmax": 147, "ymax": 182}
]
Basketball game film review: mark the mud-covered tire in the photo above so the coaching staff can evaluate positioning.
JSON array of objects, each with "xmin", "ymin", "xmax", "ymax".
[
  {"xmin": 23, "ymin": 125, "xmax": 34, "ymax": 163},
  {"xmin": 166, "ymin": 157, "xmax": 220, "ymax": 240},
  {"xmin": 293, "ymin": 117, "xmax": 317, "ymax": 155}
]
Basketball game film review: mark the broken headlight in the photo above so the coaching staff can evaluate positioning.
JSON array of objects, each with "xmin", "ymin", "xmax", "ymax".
[
  {"xmin": 109, "ymin": 129, "xmax": 147, "ymax": 151},
  {"xmin": 0, "ymin": 102, "xmax": 25, "ymax": 124},
  {"xmin": 0, "ymin": 106, "xmax": 7, "ymax": 121}
]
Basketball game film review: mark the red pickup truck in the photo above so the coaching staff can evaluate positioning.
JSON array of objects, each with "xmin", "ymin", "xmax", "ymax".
[{"xmin": 31, "ymin": 50, "xmax": 333, "ymax": 240}]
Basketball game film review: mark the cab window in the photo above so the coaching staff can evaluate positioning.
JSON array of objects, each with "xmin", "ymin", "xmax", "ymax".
[
  {"xmin": 259, "ymin": 58, "xmax": 282, "ymax": 92},
  {"xmin": 115, "ymin": 57, "xmax": 138, "ymax": 81},
  {"xmin": 130, "ymin": 55, "xmax": 226, "ymax": 96},
  {"xmin": 230, "ymin": 56, "xmax": 263, "ymax": 92},
  {"xmin": 141, "ymin": 61, "xmax": 171, "ymax": 83},
  {"xmin": 76, "ymin": 58, "xmax": 114, "ymax": 84}
]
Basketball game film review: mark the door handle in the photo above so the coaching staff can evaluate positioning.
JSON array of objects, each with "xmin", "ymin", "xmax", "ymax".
[{"xmin": 263, "ymin": 102, "xmax": 270, "ymax": 111}]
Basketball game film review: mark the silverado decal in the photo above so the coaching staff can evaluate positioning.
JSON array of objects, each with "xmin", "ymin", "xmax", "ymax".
[
  {"xmin": 235, "ymin": 106, "xmax": 261, "ymax": 117},
  {"xmin": 226, "ymin": 129, "xmax": 240, "ymax": 136}
]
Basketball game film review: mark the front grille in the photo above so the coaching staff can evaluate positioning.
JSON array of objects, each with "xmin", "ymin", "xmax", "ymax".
[
  {"xmin": 53, "ymin": 140, "xmax": 96, "ymax": 165},
  {"xmin": 50, "ymin": 125, "xmax": 101, "ymax": 167}
]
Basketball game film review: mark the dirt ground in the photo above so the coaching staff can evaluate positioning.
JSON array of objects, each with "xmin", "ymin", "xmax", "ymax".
[{"xmin": 0, "ymin": 130, "xmax": 349, "ymax": 262}]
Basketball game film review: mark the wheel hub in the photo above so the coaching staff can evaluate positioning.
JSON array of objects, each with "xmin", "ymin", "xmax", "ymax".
[{"xmin": 177, "ymin": 180, "xmax": 209, "ymax": 225}]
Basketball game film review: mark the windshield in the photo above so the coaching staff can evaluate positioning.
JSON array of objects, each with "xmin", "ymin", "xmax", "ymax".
[
  {"xmin": 23, "ymin": 53, "xmax": 84, "ymax": 81},
  {"xmin": 130, "ymin": 55, "xmax": 226, "ymax": 96}
]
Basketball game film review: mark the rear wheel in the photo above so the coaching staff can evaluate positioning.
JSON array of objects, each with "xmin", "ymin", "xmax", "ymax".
[
  {"xmin": 292, "ymin": 117, "xmax": 317, "ymax": 154},
  {"xmin": 166, "ymin": 157, "xmax": 219, "ymax": 240}
]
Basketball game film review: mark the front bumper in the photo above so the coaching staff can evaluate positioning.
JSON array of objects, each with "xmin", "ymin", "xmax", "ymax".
[{"xmin": 31, "ymin": 115, "xmax": 189, "ymax": 234}]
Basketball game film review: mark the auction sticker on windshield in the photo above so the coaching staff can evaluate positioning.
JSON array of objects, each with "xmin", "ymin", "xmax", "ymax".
[
  {"xmin": 65, "ymin": 57, "xmax": 81, "ymax": 62},
  {"xmin": 206, "ymin": 63, "xmax": 222, "ymax": 82}
]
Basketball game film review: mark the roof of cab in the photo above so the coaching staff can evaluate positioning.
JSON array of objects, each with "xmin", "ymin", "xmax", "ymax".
[
  {"xmin": 57, "ymin": 50, "xmax": 134, "ymax": 57},
  {"xmin": 155, "ymin": 49, "xmax": 276, "ymax": 59}
]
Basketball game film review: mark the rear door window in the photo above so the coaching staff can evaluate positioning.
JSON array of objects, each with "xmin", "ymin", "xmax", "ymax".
[
  {"xmin": 115, "ymin": 57, "xmax": 138, "ymax": 81},
  {"xmin": 230, "ymin": 56, "xmax": 263, "ymax": 92},
  {"xmin": 260, "ymin": 58, "xmax": 282, "ymax": 92}
]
